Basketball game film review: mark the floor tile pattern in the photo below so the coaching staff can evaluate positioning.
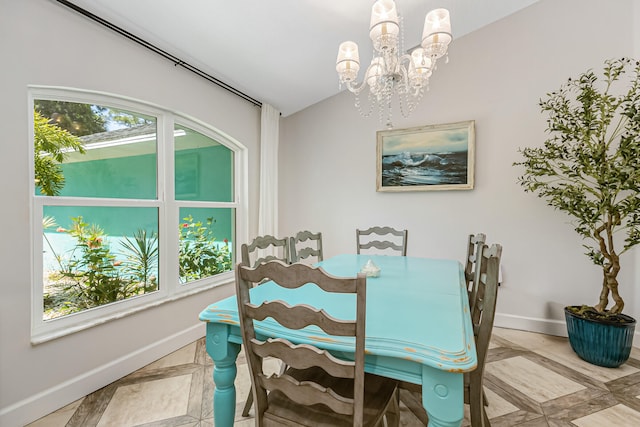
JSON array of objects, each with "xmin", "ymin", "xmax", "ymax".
[{"xmin": 27, "ymin": 328, "xmax": 640, "ymax": 426}]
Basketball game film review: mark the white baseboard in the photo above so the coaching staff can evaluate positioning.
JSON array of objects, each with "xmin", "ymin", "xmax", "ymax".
[
  {"xmin": 494, "ymin": 312, "xmax": 568, "ymax": 337},
  {"xmin": 0, "ymin": 323, "xmax": 205, "ymax": 427},
  {"xmin": 494, "ymin": 312, "xmax": 640, "ymax": 349}
]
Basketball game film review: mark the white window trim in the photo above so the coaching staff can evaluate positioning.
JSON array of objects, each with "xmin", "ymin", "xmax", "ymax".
[{"xmin": 29, "ymin": 86, "xmax": 248, "ymax": 344}]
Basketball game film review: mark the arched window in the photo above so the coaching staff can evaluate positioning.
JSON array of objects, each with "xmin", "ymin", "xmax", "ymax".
[{"xmin": 30, "ymin": 87, "xmax": 247, "ymax": 342}]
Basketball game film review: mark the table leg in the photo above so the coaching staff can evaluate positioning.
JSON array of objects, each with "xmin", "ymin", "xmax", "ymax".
[
  {"xmin": 421, "ymin": 366, "xmax": 465, "ymax": 427},
  {"xmin": 206, "ymin": 323, "xmax": 241, "ymax": 427}
]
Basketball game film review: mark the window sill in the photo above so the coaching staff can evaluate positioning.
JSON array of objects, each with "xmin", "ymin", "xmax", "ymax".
[{"xmin": 31, "ymin": 272, "xmax": 234, "ymax": 345}]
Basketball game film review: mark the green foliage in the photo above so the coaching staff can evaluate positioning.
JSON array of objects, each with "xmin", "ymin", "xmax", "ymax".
[
  {"xmin": 120, "ymin": 229, "xmax": 159, "ymax": 293},
  {"xmin": 43, "ymin": 213, "xmax": 231, "ymax": 318},
  {"xmin": 33, "ymin": 111, "xmax": 85, "ymax": 196},
  {"xmin": 43, "ymin": 217, "xmax": 159, "ymax": 319},
  {"xmin": 34, "ymin": 100, "xmax": 154, "ymax": 136},
  {"xmin": 179, "ymin": 215, "xmax": 232, "ymax": 283},
  {"xmin": 35, "ymin": 100, "xmax": 106, "ymax": 136},
  {"xmin": 514, "ymin": 58, "xmax": 640, "ymax": 314},
  {"xmin": 103, "ymin": 107, "xmax": 154, "ymax": 128}
]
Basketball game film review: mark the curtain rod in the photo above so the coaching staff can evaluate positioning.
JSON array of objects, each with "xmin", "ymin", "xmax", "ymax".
[{"xmin": 54, "ymin": 0, "xmax": 263, "ymax": 109}]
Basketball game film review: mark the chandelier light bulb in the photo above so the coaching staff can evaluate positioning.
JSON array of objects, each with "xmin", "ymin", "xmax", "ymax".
[
  {"xmin": 409, "ymin": 48, "xmax": 432, "ymax": 88},
  {"xmin": 366, "ymin": 57, "xmax": 385, "ymax": 95},
  {"xmin": 422, "ymin": 8, "xmax": 452, "ymax": 59},
  {"xmin": 336, "ymin": 41, "xmax": 360, "ymax": 83},
  {"xmin": 335, "ymin": 1, "xmax": 452, "ymax": 128},
  {"xmin": 369, "ymin": 0, "xmax": 400, "ymax": 51}
]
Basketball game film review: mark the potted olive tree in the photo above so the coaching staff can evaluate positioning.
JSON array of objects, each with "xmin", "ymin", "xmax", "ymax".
[{"xmin": 514, "ymin": 57, "xmax": 640, "ymax": 367}]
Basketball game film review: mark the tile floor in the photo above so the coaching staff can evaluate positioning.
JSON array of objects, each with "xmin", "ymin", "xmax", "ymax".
[{"xmin": 27, "ymin": 327, "xmax": 640, "ymax": 426}]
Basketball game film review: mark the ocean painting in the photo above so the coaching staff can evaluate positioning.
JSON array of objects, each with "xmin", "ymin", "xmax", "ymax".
[{"xmin": 376, "ymin": 121, "xmax": 475, "ymax": 192}]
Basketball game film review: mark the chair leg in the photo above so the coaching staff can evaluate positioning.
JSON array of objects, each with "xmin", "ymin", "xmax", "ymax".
[
  {"xmin": 398, "ymin": 388, "xmax": 429, "ymax": 425},
  {"xmin": 483, "ymin": 407, "xmax": 491, "ymax": 427},
  {"xmin": 383, "ymin": 389, "xmax": 401, "ymax": 427},
  {"xmin": 242, "ymin": 359, "xmax": 285, "ymax": 417},
  {"xmin": 469, "ymin": 379, "xmax": 490, "ymax": 427},
  {"xmin": 241, "ymin": 391, "xmax": 253, "ymax": 417}
]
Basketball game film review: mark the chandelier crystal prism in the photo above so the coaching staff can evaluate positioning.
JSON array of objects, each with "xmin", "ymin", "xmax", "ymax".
[{"xmin": 336, "ymin": 0, "xmax": 452, "ymax": 128}]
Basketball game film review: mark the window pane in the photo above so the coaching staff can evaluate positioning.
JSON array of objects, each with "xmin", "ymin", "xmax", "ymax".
[
  {"xmin": 175, "ymin": 124, "xmax": 233, "ymax": 202},
  {"xmin": 34, "ymin": 100, "xmax": 157, "ymax": 199},
  {"xmin": 42, "ymin": 206, "xmax": 159, "ymax": 320},
  {"xmin": 179, "ymin": 207, "xmax": 234, "ymax": 283}
]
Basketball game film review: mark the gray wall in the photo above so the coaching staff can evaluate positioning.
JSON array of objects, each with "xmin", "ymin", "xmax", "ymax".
[
  {"xmin": 280, "ymin": 0, "xmax": 640, "ymax": 336},
  {"xmin": 0, "ymin": 0, "xmax": 260, "ymax": 425}
]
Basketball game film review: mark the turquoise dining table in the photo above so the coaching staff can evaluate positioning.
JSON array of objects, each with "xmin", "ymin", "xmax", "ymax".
[{"xmin": 199, "ymin": 253, "xmax": 477, "ymax": 427}]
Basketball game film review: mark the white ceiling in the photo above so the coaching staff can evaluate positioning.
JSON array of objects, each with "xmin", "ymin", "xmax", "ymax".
[{"xmin": 65, "ymin": 0, "xmax": 539, "ymax": 117}]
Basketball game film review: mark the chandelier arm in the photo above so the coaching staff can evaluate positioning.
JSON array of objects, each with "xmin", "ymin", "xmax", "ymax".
[
  {"xmin": 343, "ymin": 58, "xmax": 380, "ymax": 95},
  {"xmin": 397, "ymin": 53, "xmax": 413, "ymax": 92},
  {"xmin": 343, "ymin": 79, "xmax": 366, "ymax": 95},
  {"xmin": 398, "ymin": 53, "xmax": 412, "ymax": 66}
]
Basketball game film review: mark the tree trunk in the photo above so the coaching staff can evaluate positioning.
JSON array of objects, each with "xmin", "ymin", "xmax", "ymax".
[
  {"xmin": 594, "ymin": 222, "xmax": 623, "ymax": 314},
  {"xmin": 606, "ymin": 252, "xmax": 623, "ymax": 314}
]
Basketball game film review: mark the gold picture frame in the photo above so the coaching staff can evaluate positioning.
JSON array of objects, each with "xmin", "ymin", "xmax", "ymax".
[{"xmin": 376, "ymin": 120, "xmax": 475, "ymax": 192}]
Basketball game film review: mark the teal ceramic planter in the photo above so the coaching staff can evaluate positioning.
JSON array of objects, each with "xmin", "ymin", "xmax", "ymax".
[{"xmin": 564, "ymin": 306, "xmax": 636, "ymax": 368}]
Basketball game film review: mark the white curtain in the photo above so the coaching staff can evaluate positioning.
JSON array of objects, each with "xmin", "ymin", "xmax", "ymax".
[{"xmin": 258, "ymin": 103, "xmax": 280, "ymax": 241}]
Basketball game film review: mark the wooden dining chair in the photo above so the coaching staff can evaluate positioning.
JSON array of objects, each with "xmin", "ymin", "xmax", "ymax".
[
  {"xmin": 241, "ymin": 234, "xmax": 291, "ymax": 267},
  {"xmin": 356, "ymin": 226, "xmax": 407, "ymax": 256},
  {"xmin": 236, "ymin": 260, "xmax": 399, "ymax": 427},
  {"xmin": 239, "ymin": 234, "xmax": 291, "ymax": 416},
  {"xmin": 289, "ymin": 230, "xmax": 323, "ymax": 264},
  {"xmin": 399, "ymin": 243, "xmax": 502, "ymax": 427},
  {"xmin": 465, "ymin": 233, "xmax": 487, "ymax": 312}
]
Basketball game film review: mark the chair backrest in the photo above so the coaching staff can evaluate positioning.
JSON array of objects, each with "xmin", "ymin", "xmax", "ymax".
[
  {"xmin": 236, "ymin": 260, "xmax": 368, "ymax": 425},
  {"xmin": 241, "ymin": 234, "xmax": 290, "ymax": 267},
  {"xmin": 356, "ymin": 226, "xmax": 407, "ymax": 256},
  {"xmin": 464, "ymin": 233, "xmax": 486, "ymax": 311},
  {"xmin": 289, "ymin": 230, "xmax": 323, "ymax": 264},
  {"xmin": 470, "ymin": 243, "xmax": 502, "ymax": 376}
]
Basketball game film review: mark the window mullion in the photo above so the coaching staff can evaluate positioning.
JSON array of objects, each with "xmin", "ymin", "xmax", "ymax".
[{"xmin": 160, "ymin": 113, "xmax": 178, "ymax": 294}]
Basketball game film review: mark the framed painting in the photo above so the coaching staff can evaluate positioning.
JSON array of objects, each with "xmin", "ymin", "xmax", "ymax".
[{"xmin": 376, "ymin": 120, "xmax": 475, "ymax": 192}]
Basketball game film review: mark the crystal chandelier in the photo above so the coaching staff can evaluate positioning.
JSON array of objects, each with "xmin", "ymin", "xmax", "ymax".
[{"xmin": 336, "ymin": 0, "xmax": 452, "ymax": 128}]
